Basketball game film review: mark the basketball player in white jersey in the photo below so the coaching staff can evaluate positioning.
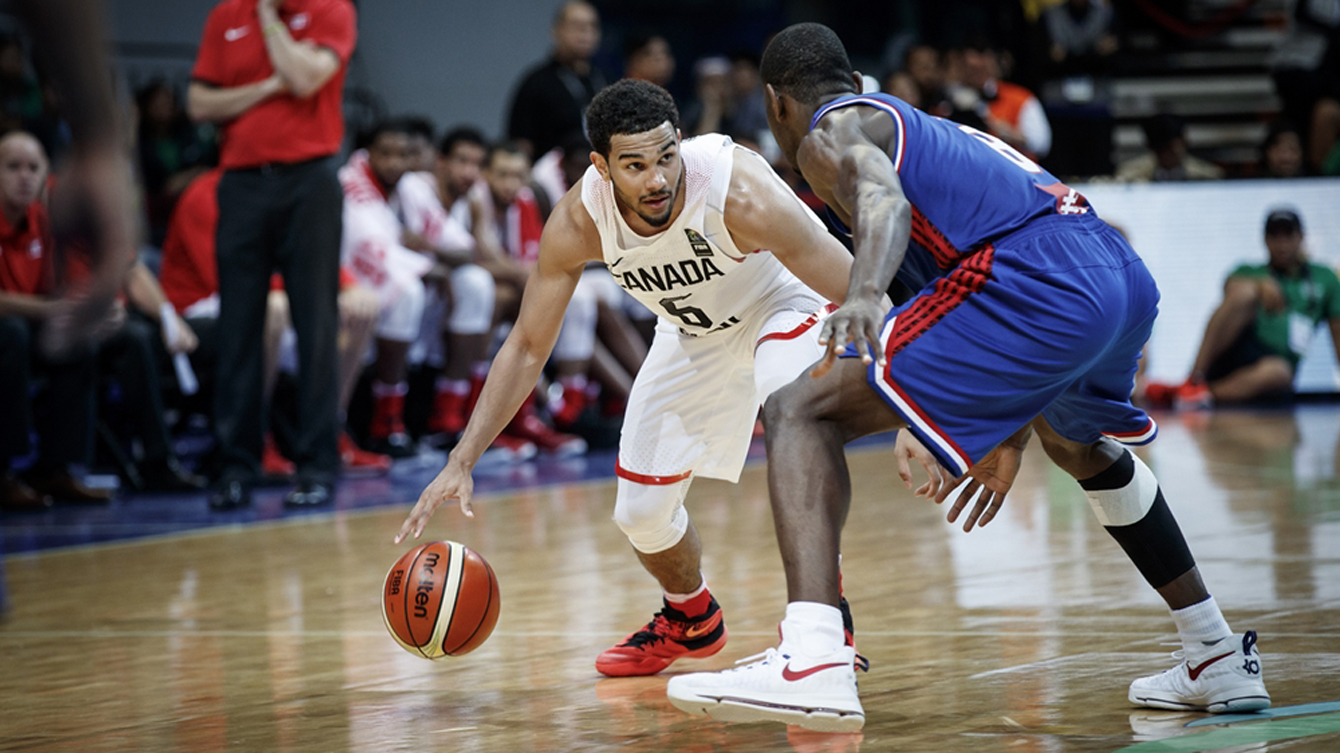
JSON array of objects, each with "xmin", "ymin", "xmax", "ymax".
[{"xmin": 396, "ymin": 79, "xmax": 857, "ymax": 676}]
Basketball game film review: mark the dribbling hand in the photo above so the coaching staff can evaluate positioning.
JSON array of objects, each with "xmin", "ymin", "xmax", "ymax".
[
  {"xmin": 811, "ymin": 297, "xmax": 885, "ymax": 378},
  {"xmin": 394, "ymin": 455, "xmax": 475, "ymax": 544}
]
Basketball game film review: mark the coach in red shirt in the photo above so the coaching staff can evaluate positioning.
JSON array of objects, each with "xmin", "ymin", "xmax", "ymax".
[{"xmin": 188, "ymin": 0, "xmax": 355, "ymax": 510}]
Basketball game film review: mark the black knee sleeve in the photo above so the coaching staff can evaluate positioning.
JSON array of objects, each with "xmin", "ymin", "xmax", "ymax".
[{"xmin": 1102, "ymin": 489, "xmax": 1196, "ymax": 589}]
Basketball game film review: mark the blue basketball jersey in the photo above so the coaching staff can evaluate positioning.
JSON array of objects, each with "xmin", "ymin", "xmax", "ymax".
[{"xmin": 811, "ymin": 93, "xmax": 1091, "ymax": 288}]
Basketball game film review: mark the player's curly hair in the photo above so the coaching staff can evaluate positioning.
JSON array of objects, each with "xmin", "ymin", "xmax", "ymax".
[
  {"xmin": 585, "ymin": 78, "xmax": 680, "ymax": 158},
  {"xmin": 760, "ymin": 23, "xmax": 857, "ymax": 106}
]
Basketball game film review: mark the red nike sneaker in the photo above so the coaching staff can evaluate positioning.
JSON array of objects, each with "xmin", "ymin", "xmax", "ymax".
[
  {"xmin": 338, "ymin": 432, "xmax": 392, "ymax": 474},
  {"xmin": 595, "ymin": 598, "xmax": 728, "ymax": 677},
  {"xmin": 261, "ymin": 433, "xmax": 295, "ymax": 479},
  {"xmin": 1141, "ymin": 381, "xmax": 1176, "ymax": 408},
  {"xmin": 1173, "ymin": 379, "xmax": 1213, "ymax": 411}
]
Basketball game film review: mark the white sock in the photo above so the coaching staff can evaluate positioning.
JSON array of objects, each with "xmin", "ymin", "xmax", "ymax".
[
  {"xmin": 780, "ymin": 601, "xmax": 845, "ymax": 657},
  {"xmin": 1171, "ymin": 595, "xmax": 1232, "ymax": 649},
  {"xmin": 664, "ymin": 580, "xmax": 707, "ymax": 604}
]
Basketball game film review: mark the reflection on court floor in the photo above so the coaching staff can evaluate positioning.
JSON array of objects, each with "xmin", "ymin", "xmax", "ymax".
[{"xmin": 2, "ymin": 405, "xmax": 1338, "ymax": 751}]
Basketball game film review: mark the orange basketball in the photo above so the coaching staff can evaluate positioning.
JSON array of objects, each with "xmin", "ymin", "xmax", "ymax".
[{"xmin": 382, "ymin": 541, "xmax": 501, "ymax": 659}]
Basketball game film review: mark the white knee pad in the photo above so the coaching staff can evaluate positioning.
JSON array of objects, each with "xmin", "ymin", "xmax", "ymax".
[
  {"xmin": 613, "ymin": 476, "xmax": 692, "ymax": 554},
  {"xmin": 377, "ymin": 273, "xmax": 426, "ymax": 342},
  {"xmin": 552, "ymin": 276, "xmax": 599, "ymax": 362},
  {"xmin": 448, "ymin": 264, "xmax": 495, "ymax": 335},
  {"xmin": 1083, "ymin": 451, "xmax": 1158, "ymax": 526}
]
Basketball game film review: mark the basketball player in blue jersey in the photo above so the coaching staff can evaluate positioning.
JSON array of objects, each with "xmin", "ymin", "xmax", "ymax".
[{"xmin": 667, "ymin": 23, "xmax": 1270, "ymax": 732}]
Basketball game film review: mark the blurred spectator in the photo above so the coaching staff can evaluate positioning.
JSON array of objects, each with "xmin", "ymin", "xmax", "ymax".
[
  {"xmin": 187, "ymin": 0, "xmax": 356, "ymax": 510},
  {"xmin": 1044, "ymin": 0, "xmax": 1118, "ymax": 77},
  {"xmin": 135, "ymin": 81, "xmax": 216, "ymax": 246},
  {"xmin": 401, "ymin": 115, "xmax": 436, "ymax": 173},
  {"xmin": 70, "ymin": 253, "xmax": 207, "ymax": 493},
  {"xmin": 727, "ymin": 51, "xmax": 769, "ymax": 140},
  {"xmin": 1145, "ymin": 209, "xmax": 1340, "ymax": 409},
  {"xmin": 624, "ymin": 30, "xmax": 675, "ymax": 89},
  {"xmin": 684, "ymin": 56, "xmax": 732, "ymax": 137},
  {"xmin": 1115, "ymin": 113, "xmax": 1224, "ymax": 182},
  {"xmin": 949, "ymin": 37, "xmax": 1052, "ymax": 158},
  {"xmin": 506, "ymin": 0, "xmax": 604, "ymax": 159},
  {"xmin": 1268, "ymin": 0, "xmax": 1340, "ymax": 173},
  {"xmin": 903, "ymin": 44, "xmax": 951, "ymax": 116},
  {"xmin": 158, "ymin": 168, "xmax": 388, "ymax": 477},
  {"xmin": 683, "ymin": 52, "xmax": 769, "ymax": 143},
  {"xmin": 0, "ymin": 37, "xmax": 43, "ymax": 135},
  {"xmin": 0, "ymin": 130, "xmax": 108, "ymax": 507},
  {"xmin": 1258, "ymin": 120, "xmax": 1307, "ymax": 179},
  {"xmin": 433, "ymin": 127, "xmax": 528, "ymax": 313},
  {"xmin": 530, "ymin": 129, "xmax": 591, "ymax": 218},
  {"xmin": 880, "ymin": 69, "xmax": 922, "ymax": 109},
  {"xmin": 0, "ymin": 35, "xmax": 66, "ymax": 161},
  {"xmin": 1313, "ymin": 97, "xmax": 1340, "ymax": 175}
]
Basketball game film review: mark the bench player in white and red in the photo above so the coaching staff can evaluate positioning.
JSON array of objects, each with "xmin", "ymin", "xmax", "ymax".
[
  {"xmin": 339, "ymin": 119, "xmax": 496, "ymax": 458},
  {"xmin": 397, "ymin": 79, "xmax": 863, "ymax": 677}
]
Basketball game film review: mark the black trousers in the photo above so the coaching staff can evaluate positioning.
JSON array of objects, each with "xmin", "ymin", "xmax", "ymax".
[
  {"xmin": 214, "ymin": 158, "xmax": 341, "ymax": 485},
  {"xmin": 98, "ymin": 314, "xmax": 174, "ymax": 464},
  {"xmin": 0, "ymin": 315, "xmax": 96, "ymax": 471}
]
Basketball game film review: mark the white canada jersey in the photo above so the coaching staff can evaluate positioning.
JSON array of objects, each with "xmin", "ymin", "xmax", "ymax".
[{"xmin": 581, "ymin": 133, "xmax": 821, "ymax": 336}]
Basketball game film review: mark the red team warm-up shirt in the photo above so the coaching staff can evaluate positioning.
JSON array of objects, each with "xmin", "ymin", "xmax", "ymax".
[
  {"xmin": 158, "ymin": 169, "xmax": 223, "ymax": 313},
  {"xmin": 191, "ymin": 0, "xmax": 357, "ymax": 168},
  {"xmin": 0, "ymin": 201, "xmax": 54, "ymax": 296}
]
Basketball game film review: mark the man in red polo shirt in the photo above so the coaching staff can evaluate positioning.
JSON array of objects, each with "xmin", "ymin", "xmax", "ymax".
[
  {"xmin": 187, "ymin": 0, "xmax": 356, "ymax": 510},
  {"xmin": 0, "ymin": 130, "xmax": 112, "ymax": 508}
]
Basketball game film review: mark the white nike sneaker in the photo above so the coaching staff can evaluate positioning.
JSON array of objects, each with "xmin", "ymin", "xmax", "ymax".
[
  {"xmin": 666, "ymin": 645, "xmax": 864, "ymax": 732},
  {"xmin": 1128, "ymin": 631, "xmax": 1270, "ymax": 713}
]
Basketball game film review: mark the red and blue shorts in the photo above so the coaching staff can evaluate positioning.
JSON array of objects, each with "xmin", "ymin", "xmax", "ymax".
[{"xmin": 846, "ymin": 212, "xmax": 1159, "ymax": 474}]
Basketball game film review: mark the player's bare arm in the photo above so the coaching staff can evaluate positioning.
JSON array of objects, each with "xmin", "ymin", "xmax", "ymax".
[
  {"xmin": 396, "ymin": 187, "xmax": 600, "ymax": 542},
  {"xmin": 467, "ymin": 191, "xmax": 530, "ymax": 287},
  {"xmin": 721, "ymin": 146, "xmax": 852, "ymax": 306},
  {"xmin": 798, "ymin": 110, "xmax": 911, "ymax": 374}
]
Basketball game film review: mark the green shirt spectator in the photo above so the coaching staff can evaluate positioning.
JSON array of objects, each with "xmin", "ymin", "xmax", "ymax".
[
  {"xmin": 1143, "ymin": 208, "xmax": 1340, "ymax": 409},
  {"xmin": 1226, "ymin": 260, "xmax": 1340, "ymax": 367}
]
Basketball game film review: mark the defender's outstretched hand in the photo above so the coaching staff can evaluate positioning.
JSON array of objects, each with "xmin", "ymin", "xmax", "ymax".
[
  {"xmin": 936, "ymin": 442, "xmax": 1023, "ymax": 532},
  {"xmin": 395, "ymin": 455, "xmax": 475, "ymax": 543}
]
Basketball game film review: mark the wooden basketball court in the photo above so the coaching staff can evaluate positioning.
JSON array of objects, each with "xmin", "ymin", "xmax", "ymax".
[{"xmin": 3, "ymin": 406, "xmax": 1339, "ymax": 751}]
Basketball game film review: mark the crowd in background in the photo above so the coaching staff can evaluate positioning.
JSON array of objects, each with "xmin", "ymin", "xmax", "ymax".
[{"xmin": 0, "ymin": 0, "xmax": 1337, "ymax": 510}]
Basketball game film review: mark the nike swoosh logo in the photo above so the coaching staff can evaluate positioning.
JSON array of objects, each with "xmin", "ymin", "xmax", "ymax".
[
  {"xmin": 781, "ymin": 662, "xmax": 847, "ymax": 682},
  {"xmin": 224, "ymin": 26, "xmax": 250, "ymax": 41},
  {"xmin": 1187, "ymin": 651, "xmax": 1234, "ymax": 681},
  {"xmin": 609, "ymin": 256, "xmax": 627, "ymax": 269},
  {"xmin": 683, "ymin": 621, "xmax": 715, "ymax": 639}
]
